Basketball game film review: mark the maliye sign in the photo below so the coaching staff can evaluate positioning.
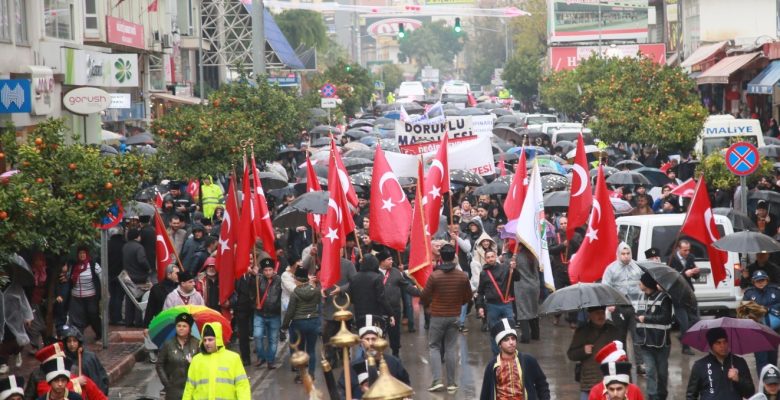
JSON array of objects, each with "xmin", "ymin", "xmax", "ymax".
[{"xmin": 63, "ymin": 87, "xmax": 111, "ymax": 115}]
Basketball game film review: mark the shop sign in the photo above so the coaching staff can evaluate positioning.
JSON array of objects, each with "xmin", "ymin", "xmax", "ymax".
[
  {"xmin": 29, "ymin": 66, "xmax": 55, "ymax": 115},
  {"xmin": 0, "ymin": 79, "xmax": 31, "ymax": 113},
  {"xmin": 62, "ymin": 48, "xmax": 139, "ymax": 87},
  {"xmin": 63, "ymin": 87, "xmax": 110, "ymax": 115},
  {"xmin": 106, "ymin": 16, "xmax": 145, "ymax": 50},
  {"xmin": 109, "ymin": 93, "xmax": 131, "ymax": 109}
]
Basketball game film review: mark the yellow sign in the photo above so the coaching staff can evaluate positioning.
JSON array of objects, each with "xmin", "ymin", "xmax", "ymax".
[{"xmin": 425, "ymin": 0, "xmax": 475, "ymax": 5}]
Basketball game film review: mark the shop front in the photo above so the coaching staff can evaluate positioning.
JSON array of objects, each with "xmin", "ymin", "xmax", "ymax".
[
  {"xmin": 747, "ymin": 60, "xmax": 780, "ymax": 124},
  {"xmin": 696, "ymin": 52, "xmax": 763, "ymax": 115}
]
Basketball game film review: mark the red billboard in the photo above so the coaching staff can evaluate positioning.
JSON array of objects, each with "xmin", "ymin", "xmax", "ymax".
[
  {"xmin": 106, "ymin": 16, "xmax": 145, "ymax": 50},
  {"xmin": 549, "ymin": 43, "xmax": 666, "ymax": 71}
]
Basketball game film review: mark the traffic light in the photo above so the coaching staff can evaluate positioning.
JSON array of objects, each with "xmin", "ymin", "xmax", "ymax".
[
  {"xmin": 454, "ymin": 17, "xmax": 462, "ymax": 33},
  {"xmin": 398, "ymin": 23, "xmax": 405, "ymax": 39},
  {"xmin": 345, "ymin": 64, "xmax": 352, "ymax": 72}
]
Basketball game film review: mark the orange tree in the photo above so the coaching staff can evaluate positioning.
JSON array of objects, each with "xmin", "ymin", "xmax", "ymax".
[
  {"xmin": 0, "ymin": 118, "xmax": 149, "ymax": 262},
  {"xmin": 540, "ymin": 56, "xmax": 707, "ymax": 152},
  {"xmin": 151, "ymin": 73, "xmax": 307, "ymax": 178}
]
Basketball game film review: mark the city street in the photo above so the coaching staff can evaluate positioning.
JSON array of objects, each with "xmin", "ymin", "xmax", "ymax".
[{"xmin": 112, "ymin": 311, "xmax": 712, "ymax": 399}]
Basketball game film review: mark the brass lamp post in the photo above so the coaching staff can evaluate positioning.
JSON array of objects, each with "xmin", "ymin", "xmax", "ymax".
[
  {"xmin": 329, "ymin": 294, "xmax": 360, "ymax": 400},
  {"xmin": 361, "ymin": 336, "xmax": 414, "ymax": 400}
]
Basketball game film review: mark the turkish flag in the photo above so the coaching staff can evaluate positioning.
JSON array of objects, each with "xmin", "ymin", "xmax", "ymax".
[
  {"xmin": 408, "ymin": 160, "xmax": 433, "ymax": 287},
  {"xmin": 186, "ymin": 179, "xmax": 199, "ymax": 200},
  {"xmin": 680, "ymin": 177, "xmax": 728, "ymax": 287},
  {"xmin": 569, "ymin": 166, "xmax": 618, "ymax": 284},
  {"xmin": 567, "ymin": 134, "xmax": 593, "ymax": 240},
  {"xmin": 329, "ymin": 138, "xmax": 359, "ymax": 207},
  {"xmin": 217, "ymin": 176, "xmax": 239, "ymax": 304},
  {"xmin": 670, "ymin": 178, "xmax": 697, "ymax": 198},
  {"xmin": 497, "ymin": 154, "xmax": 507, "ymax": 177},
  {"xmin": 154, "ymin": 210, "xmax": 177, "ymax": 282},
  {"xmin": 251, "ymin": 154, "xmax": 276, "ymax": 259},
  {"xmin": 320, "ymin": 164, "xmax": 351, "ymax": 289},
  {"xmin": 305, "ymin": 156, "xmax": 322, "ymax": 230},
  {"xmin": 147, "ymin": 0, "xmax": 158, "ymax": 12},
  {"xmin": 504, "ymin": 149, "xmax": 527, "ymax": 220},
  {"xmin": 369, "ymin": 145, "xmax": 412, "ymax": 250},
  {"xmin": 234, "ymin": 160, "xmax": 256, "ymax": 278},
  {"xmin": 154, "ymin": 191, "xmax": 164, "ymax": 209},
  {"xmin": 324, "ymin": 139, "xmax": 356, "ymax": 237},
  {"xmin": 423, "ymin": 134, "xmax": 450, "ymax": 236}
]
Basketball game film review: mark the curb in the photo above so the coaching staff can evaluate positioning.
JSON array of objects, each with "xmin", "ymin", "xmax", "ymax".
[{"xmin": 106, "ymin": 343, "xmax": 145, "ymax": 384}]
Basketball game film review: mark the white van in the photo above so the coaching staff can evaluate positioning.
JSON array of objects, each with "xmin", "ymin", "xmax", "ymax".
[
  {"xmin": 397, "ymin": 81, "xmax": 425, "ymax": 100},
  {"xmin": 616, "ymin": 214, "xmax": 740, "ymax": 315},
  {"xmin": 694, "ymin": 115, "xmax": 765, "ymax": 156}
]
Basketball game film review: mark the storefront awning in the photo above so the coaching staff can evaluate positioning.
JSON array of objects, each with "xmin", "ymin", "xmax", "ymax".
[
  {"xmin": 150, "ymin": 93, "xmax": 202, "ymax": 105},
  {"xmin": 748, "ymin": 60, "xmax": 780, "ymax": 94},
  {"xmin": 696, "ymin": 52, "xmax": 761, "ymax": 85},
  {"xmin": 680, "ymin": 41, "xmax": 728, "ymax": 69}
]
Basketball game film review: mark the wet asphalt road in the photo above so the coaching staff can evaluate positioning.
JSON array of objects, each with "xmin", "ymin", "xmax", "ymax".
[{"xmin": 112, "ymin": 311, "xmax": 749, "ymax": 399}]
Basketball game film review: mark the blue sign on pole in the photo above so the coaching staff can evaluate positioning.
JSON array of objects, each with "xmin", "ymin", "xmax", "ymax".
[
  {"xmin": 0, "ymin": 79, "xmax": 31, "ymax": 114},
  {"xmin": 725, "ymin": 141, "xmax": 760, "ymax": 176},
  {"xmin": 320, "ymin": 83, "xmax": 336, "ymax": 98}
]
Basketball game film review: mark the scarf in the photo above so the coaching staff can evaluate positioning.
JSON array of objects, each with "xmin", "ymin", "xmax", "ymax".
[{"xmin": 70, "ymin": 255, "xmax": 91, "ymax": 283}]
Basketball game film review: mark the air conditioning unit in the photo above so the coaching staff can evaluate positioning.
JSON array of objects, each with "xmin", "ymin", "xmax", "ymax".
[{"xmin": 162, "ymin": 34, "xmax": 172, "ymax": 48}]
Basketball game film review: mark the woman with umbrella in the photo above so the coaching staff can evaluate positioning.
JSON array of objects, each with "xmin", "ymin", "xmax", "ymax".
[{"xmin": 156, "ymin": 312, "xmax": 199, "ymax": 400}]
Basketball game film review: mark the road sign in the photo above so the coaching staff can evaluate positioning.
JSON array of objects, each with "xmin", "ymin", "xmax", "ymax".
[
  {"xmin": 374, "ymin": 80, "xmax": 385, "ymax": 90},
  {"xmin": 320, "ymin": 83, "xmax": 337, "ymax": 98},
  {"xmin": 725, "ymin": 141, "xmax": 760, "ymax": 176},
  {"xmin": 321, "ymin": 98, "xmax": 338, "ymax": 109}
]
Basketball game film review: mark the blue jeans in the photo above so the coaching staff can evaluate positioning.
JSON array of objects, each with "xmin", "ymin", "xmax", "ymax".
[
  {"xmin": 485, "ymin": 302, "xmax": 514, "ymax": 354},
  {"xmin": 253, "ymin": 314, "xmax": 281, "ymax": 363},
  {"xmin": 640, "ymin": 346, "xmax": 670, "ymax": 400},
  {"xmin": 458, "ymin": 304, "xmax": 467, "ymax": 327},
  {"xmin": 290, "ymin": 317, "xmax": 320, "ymax": 375}
]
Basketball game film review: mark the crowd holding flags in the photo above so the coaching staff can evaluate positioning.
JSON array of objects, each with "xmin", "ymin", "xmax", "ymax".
[{"xmin": 680, "ymin": 177, "xmax": 728, "ymax": 286}]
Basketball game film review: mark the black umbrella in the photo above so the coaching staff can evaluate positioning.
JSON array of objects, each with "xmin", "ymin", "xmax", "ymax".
[
  {"xmin": 268, "ymin": 184, "xmax": 296, "ymax": 200},
  {"xmin": 539, "ymin": 283, "xmax": 632, "ymax": 315},
  {"xmin": 494, "ymin": 152, "xmax": 519, "ymax": 163},
  {"xmin": 637, "ymin": 261, "xmax": 697, "ymax": 309},
  {"xmin": 765, "ymin": 136, "xmax": 780, "ymax": 145},
  {"xmin": 375, "ymin": 139, "xmax": 400, "ymax": 152},
  {"xmin": 590, "ymin": 166, "xmax": 619, "ymax": 178},
  {"xmin": 7, "ymin": 254, "xmax": 33, "ymax": 287},
  {"xmin": 543, "ymin": 191, "xmax": 570, "ymax": 208},
  {"xmin": 536, "ymin": 154, "xmax": 568, "ymax": 165},
  {"xmin": 349, "ymin": 119, "xmax": 374, "ymax": 129},
  {"xmin": 293, "ymin": 177, "xmax": 328, "ymax": 196},
  {"xmin": 342, "ymin": 158, "xmax": 373, "ymax": 172},
  {"xmin": 276, "ymin": 148, "xmax": 302, "ymax": 158},
  {"xmin": 450, "ymin": 169, "xmax": 487, "ymax": 186},
  {"xmin": 614, "ymin": 159, "xmax": 644, "ymax": 170},
  {"xmin": 492, "ymin": 108, "xmax": 513, "ymax": 116},
  {"xmin": 760, "ymin": 145, "xmax": 780, "ymax": 159},
  {"xmin": 553, "ymin": 140, "xmax": 575, "ymax": 155},
  {"xmin": 606, "ymin": 170, "xmax": 651, "ymax": 186},
  {"xmin": 258, "ymin": 171, "xmax": 288, "ymax": 190},
  {"xmin": 541, "ymin": 174, "xmax": 569, "ymax": 193},
  {"xmin": 492, "ymin": 174, "xmax": 513, "ymax": 186},
  {"xmin": 125, "ymin": 132, "xmax": 154, "ymax": 145},
  {"xmin": 134, "ymin": 184, "xmax": 169, "ymax": 202},
  {"xmin": 99, "ymin": 144, "xmax": 119, "ymax": 156},
  {"xmin": 477, "ymin": 102, "xmax": 502, "ymax": 109},
  {"xmin": 310, "ymin": 137, "xmax": 331, "ymax": 148},
  {"xmin": 635, "ymin": 167, "xmax": 672, "ymax": 187},
  {"xmin": 294, "ymin": 163, "xmax": 328, "ymax": 179},
  {"xmin": 713, "ymin": 208, "xmax": 758, "ymax": 231},
  {"xmin": 495, "ymin": 115, "xmax": 521, "ymax": 127},
  {"xmin": 493, "ymin": 126, "xmax": 523, "ymax": 144},
  {"xmin": 125, "ymin": 200, "xmax": 157, "ymax": 218},
  {"xmin": 310, "ymin": 125, "xmax": 339, "ymax": 137},
  {"xmin": 473, "ymin": 180, "xmax": 510, "ymax": 195},
  {"xmin": 351, "ymin": 171, "xmax": 372, "ymax": 187},
  {"xmin": 344, "ymin": 149, "xmax": 375, "ymax": 160},
  {"xmin": 750, "ymin": 190, "xmax": 780, "ymax": 204},
  {"xmin": 712, "ymin": 231, "xmax": 780, "ymax": 253},
  {"xmin": 457, "ymin": 107, "xmax": 490, "ymax": 116},
  {"xmin": 344, "ymin": 129, "xmax": 371, "ymax": 140},
  {"xmin": 289, "ymin": 191, "xmax": 329, "ymax": 214},
  {"xmin": 308, "ymin": 108, "xmax": 328, "ymax": 118}
]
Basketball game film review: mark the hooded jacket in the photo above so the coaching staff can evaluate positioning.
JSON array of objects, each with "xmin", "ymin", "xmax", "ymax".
[
  {"xmin": 182, "ymin": 322, "xmax": 250, "ymax": 400},
  {"xmin": 61, "ymin": 327, "xmax": 109, "ymax": 395},
  {"xmin": 750, "ymin": 364, "xmax": 780, "ymax": 400},
  {"xmin": 200, "ymin": 176, "xmax": 224, "ymax": 219},
  {"xmin": 601, "ymin": 242, "xmax": 643, "ymax": 302},
  {"xmin": 282, "ymin": 281, "xmax": 322, "ymax": 328},
  {"xmin": 347, "ymin": 255, "xmax": 393, "ymax": 320}
]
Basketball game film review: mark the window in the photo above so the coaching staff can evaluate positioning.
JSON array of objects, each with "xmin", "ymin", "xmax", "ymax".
[
  {"xmin": 14, "ymin": 0, "xmax": 27, "ymax": 44},
  {"xmin": 148, "ymin": 55, "xmax": 165, "ymax": 91},
  {"xmin": 0, "ymin": 0, "xmax": 11, "ymax": 42},
  {"xmin": 617, "ymin": 224, "xmax": 641, "ymax": 260},
  {"xmin": 650, "ymin": 224, "xmax": 726, "ymax": 262},
  {"xmin": 84, "ymin": 0, "xmax": 97, "ymax": 36},
  {"xmin": 44, "ymin": 0, "xmax": 73, "ymax": 40}
]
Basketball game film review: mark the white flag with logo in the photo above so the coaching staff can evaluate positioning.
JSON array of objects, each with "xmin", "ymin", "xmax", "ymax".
[{"xmin": 515, "ymin": 161, "xmax": 555, "ymax": 291}]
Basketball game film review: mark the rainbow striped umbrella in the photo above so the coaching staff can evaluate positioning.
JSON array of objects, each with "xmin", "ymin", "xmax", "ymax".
[{"xmin": 147, "ymin": 305, "xmax": 232, "ymax": 348}]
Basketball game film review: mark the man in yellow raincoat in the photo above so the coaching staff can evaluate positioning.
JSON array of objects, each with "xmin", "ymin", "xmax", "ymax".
[
  {"xmin": 200, "ymin": 176, "xmax": 224, "ymax": 220},
  {"xmin": 182, "ymin": 322, "xmax": 250, "ymax": 400}
]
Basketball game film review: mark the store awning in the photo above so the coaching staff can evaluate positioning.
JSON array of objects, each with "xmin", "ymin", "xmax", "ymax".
[
  {"xmin": 748, "ymin": 61, "xmax": 780, "ymax": 94},
  {"xmin": 680, "ymin": 41, "xmax": 728, "ymax": 68},
  {"xmin": 150, "ymin": 93, "xmax": 202, "ymax": 105},
  {"xmin": 696, "ymin": 52, "xmax": 762, "ymax": 85}
]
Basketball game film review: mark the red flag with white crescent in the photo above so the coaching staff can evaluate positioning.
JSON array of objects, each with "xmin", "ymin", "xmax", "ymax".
[
  {"xmin": 680, "ymin": 177, "xmax": 727, "ymax": 287},
  {"xmin": 251, "ymin": 154, "xmax": 276, "ymax": 260},
  {"xmin": 320, "ymin": 162, "xmax": 350, "ymax": 289},
  {"xmin": 217, "ymin": 176, "xmax": 239, "ymax": 304},
  {"xmin": 305, "ymin": 156, "xmax": 322, "ymax": 230},
  {"xmin": 504, "ymin": 149, "xmax": 527, "ymax": 221},
  {"xmin": 330, "ymin": 138, "xmax": 359, "ymax": 207},
  {"xmin": 423, "ymin": 134, "xmax": 450, "ymax": 236},
  {"xmin": 154, "ymin": 210, "xmax": 177, "ymax": 283},
  {"xmin": 670, "ymin": 178, "xmax": 697, "ymax": 198},
  {"xmin": 234, "ymin": 159, "xmax": 256, "ymax": 278},
  {"xmin": 324, "ymin": 139, "xmax": 355, "ymax": 237},
  {"xmin": 368, "ymin": 144, "xmax": 412, "ymax": 250},
  {"xmin": 408, "ymin": 160, "xmax": 433, "ymax": 287},
  {"xmin": 567, "ymin": 133, "xmax": 593, "ymax": 240}
]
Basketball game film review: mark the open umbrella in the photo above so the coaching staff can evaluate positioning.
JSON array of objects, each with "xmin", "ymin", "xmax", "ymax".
[
  {"xmin": 606, "ymin": 171, "xmax": 651, "ymax": 186},
  {"xmin": 539, "ymin": 283, "xmax": 632, "ymax": 315},
  {"xmin": 310, "ymin": 137, "xmax": 331, "ymax": 147},
  {"xmin": 750, "ymin": 190, "xmax": 780, "ymax": 205},
  {"xmin": 310, "ymin": 125, "xmax": 339, "ymax": 137},
  {"xmin": 7, "ymin": 254, "xmax": 33, "ymax": 287},
  {"xmin": 712, "ymin": 231, "xmax": 780, "ymax": 253},
  {"xmin": 536, "ymin": 154, "xmax": 568, "ymax": 165},
  {"xmin": 759, "ymin": 145, "xmax": 780, "ymax": 158},
  {"xmin": 493, "ymin": 126, "xmax": 523, "ymax": 143},
  {"xmin": 610, "ymin": 198, "xmax": 634, "ymax": 215},
  {"xmin": 590, "ymin": 166, "xmax": 619, "ymax": 178},
  {"xmin": 294, "ymin": 163, "xmax": 328, "ymax": 179},
  {"xmin": 541, "ymin": 174, "xmax": 569, "ymax": 193},
  {"xmin": 450, "ymin": 169, "xmax": 487, "ymax": 186},
  {"xmin": 543, "ymin": 191, "xmax": 570, "ymax": 208},
  {"xmin": 125, "ymin": 201, "xmax": 156, "ymax": 218},
  {"xmin": 344, "ymin": 129, "xmax": 371, "ymax": 140},
  {"xmin": 125, "ymin": 132, "xmax": 154, "ymax": 145},
  {"xmin": 268, "ymin": 184, "xmax": 295, "ymax": 200},
  {"xmin": 351, "ymin": 171, "xmax": 372, "ymax": 187},
  {"xmin": 553, "ymin": 140, "xmax": 575, "ymax": 155},
  {"xmin": 473, "ymin": 180, "xmax": 510, "ymax": 195},
  {"xmin": 713, "ymin": 208, "xmax": 758, "ymax": 231},
  {"xmin": 492, "ymin": 174, "xmax": 513, "ymax": 186},
  {"xmin": 273, "ymin": 191, "xmax": 329, "ymax": 228},
  {"xmin": 566, "ymin": 145, "xmax": 599, "ymax": 159},
  {"xmin": 344, "ymin": 149, "xmax": 375, "ymax": 160},
  {"xmin": 293, "ymin": 177, "xmax": 328, "ymax": 196},
  {"xmin": 349, "ymin": 119, "xmax": 374, "ymax": 129},
  {"xmin": 492, "ymin": 108, "xmax": 513, "ymax": 116},
  {"xmin": 258, "ymin": 171, "xmax": 288, "ymax": 190},
  {"xmin": 495, "ymin": 115, "xmax": 521, "ymax": 127},
  {"xmin": 637, "ymin": 261, "xmax": 697, "ymax": 309},
  {"xmin": 343, "ymin": 142, "xmax": 370, "ymax": 152},
  {"xmin": 147, "ymin": 305, "xmax": 233, "ymax": 348},
  {"xmin": 99, "ymin": 144, "xmax": 119, "ymax": 156},
  {"xmin": 614, "ymin": 159, "xmax": 644, "ymax": 170},
  {"xmin": 494, "ymin": 152, "xmax": 519, "ymax": 163},
  {"xmin": 765, "ymin": 136, "xmax": 780, "ymax": 145},
  {"xmin": 457, "ymin": 107, "xmax": 490, "ymax": 116},
  {"xmin": 477, "ymin": 102, "xmax": 502, "ymax": 109},
  {"xmin": 682, "ymin": 317, "xmax": 780, "ymax": 354},
  {"xmin": 635, "ymin": 167, "xmax": 672, "ymax": 187},
  {"xmin": 342, "ymin": 157, "xmax": 373, "ymax": 172},
  {"xmin": 276, "ymin": 148, "xmax": 302, "ymax": 159}
]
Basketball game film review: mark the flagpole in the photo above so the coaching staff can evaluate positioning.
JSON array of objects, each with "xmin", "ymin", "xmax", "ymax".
[
  {"xmin": 155, "ymin": 208, "xmax": 185, "ymax": 274},
  {"xmin": 669, "ymin": 178, "xmax": 703, "ymax": 266}
]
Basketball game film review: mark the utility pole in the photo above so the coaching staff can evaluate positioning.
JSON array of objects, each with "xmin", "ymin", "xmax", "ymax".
[{"xmin": 252, "ymin": 0, "xmax": 266, "ymax": 76}]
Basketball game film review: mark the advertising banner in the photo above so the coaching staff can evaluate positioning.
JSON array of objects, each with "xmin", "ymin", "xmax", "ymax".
[
  {"xmin": 395, "ymin": 116, "xmax": 476, "ymax": 154},
  {"xmin": 385, "ymin": 134, "xmax": 496, "ymax": 177},
  {"xmin": 472, "ymin": 115, "xmax": 495, "ymax": 138},
  {"xmin": 549, "ymin": 0, "xmax": 649, "ymax": 43},
  {"xmin": 62, "ymin": 48, "xmax": 139, "ymax": 88},
  {"xmin": 106, "ymin": 16, "xmax": 145, "ymax": 50},
  {"xmin": 0, "ymin": 80, "xmax": 31, "ymax": 114},
  {"xmin": 549, "ymin": 43, "xmax": 666, "ymax": 71}
]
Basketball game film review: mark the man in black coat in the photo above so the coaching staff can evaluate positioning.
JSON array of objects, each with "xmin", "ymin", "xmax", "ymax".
[
  {"xmin": 322, "ymin": 257, "xmax": 356, "ymax": 367},
  {"xmin": 686, "ymin": 327, "xmax": 754, "ymax": 399},
  {"xmin": 138, "ymin": 215, "xmax": 156, "ymax": 281},
  {"xmin": 143, "ymin": 264, "xmax": 179, "ymax": 329},
  {"xmin": 376, "ymin": 251, "xmax": 420, "ymax": 358},
  {"xmin": 234, "ymin": 261, "xmax": 258, "ymax": 365},
  {"xmin": 122, "ymin": 229, "xmax": 152, "ymax": 327},
  {"xmin": 347, "ymin": 254, "xmax": 393, "ymax": 324},
  {"xmin": 180, "ymin": 223, "xmax": 207, "ymax": 274},
  {"xmin": 107, "ymin": 228, "xmax": 126, "ymax": 325},
  {"xmin": 667, "ymin": 239, "xmax": 700, "ymax": 355}
]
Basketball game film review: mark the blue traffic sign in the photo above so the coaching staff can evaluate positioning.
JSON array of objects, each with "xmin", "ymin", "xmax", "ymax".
[
  {"xmin": 725, "ymin": 141, "xmax": 760, "ymax": 176},
  {"xmin": 0, "ymin": 79, "xmax": 31, "ymax": 113},
  {"xmin": 320, "ymin": 83, "xmax": 336, "ymax": 98}
]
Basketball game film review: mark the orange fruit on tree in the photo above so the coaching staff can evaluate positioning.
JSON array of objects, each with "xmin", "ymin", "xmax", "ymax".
[{"xmin": 104, "ymin": 182, "xmax": 113, "ymax": 190}]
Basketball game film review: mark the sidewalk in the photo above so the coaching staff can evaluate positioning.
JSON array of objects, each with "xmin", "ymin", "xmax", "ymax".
[{"xmin": 12, "ymin": 325, "xmax": 145, "ymax": 385}]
